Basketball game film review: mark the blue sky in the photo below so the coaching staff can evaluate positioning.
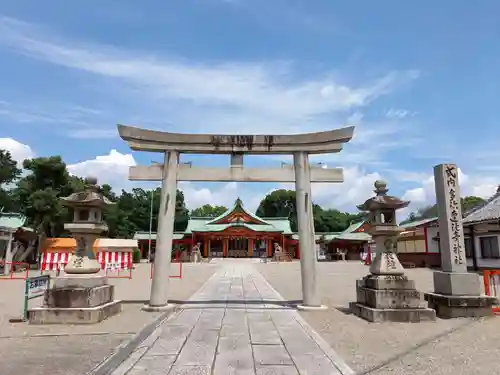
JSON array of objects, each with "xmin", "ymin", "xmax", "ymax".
[{"xmin": 0, "ymin": 0, "xmax": 499, "ymax": 214}]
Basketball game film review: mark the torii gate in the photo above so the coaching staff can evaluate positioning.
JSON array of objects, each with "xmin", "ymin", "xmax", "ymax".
[{"xmin": 117, "ymin": 124, "xmax": 354, "ymax": 311}]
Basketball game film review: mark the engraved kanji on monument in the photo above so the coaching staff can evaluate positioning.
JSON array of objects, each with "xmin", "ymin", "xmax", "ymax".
[
  {"xmin": 434, "ymin": 164, "xmax": 467, "ymax": 273},
  {"xmin": 424, "ymin": 163, "xmax": 498, "ymax": 319}
]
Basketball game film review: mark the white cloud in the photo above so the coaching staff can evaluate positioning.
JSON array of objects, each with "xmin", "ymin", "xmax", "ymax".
[
  {"xmin": 312, "ymin": 166, "xmax": 382, "ymax": 210},
  {"xmin": 180, "ymin": 181, "xmax": 240, "ymax": 209},
  {"xmin": 67, "ymin": 150, "xmax": 136, "ymax": 188},
  {"xmin": 399, "ymin": 169, "xmax": 498, "ymax": 219},
  {"xmin": 385, "ymin": 108, "xmax": 416, "ymax": 119},
  {"xmin": 0, "ymin": 16, "xmax": 419, "ymax": 136},
  {"xmin": 0, "ymin": 137, "xmax": 35, "ymax": 165},
  {"xmin": 65, "ymin": 149, "xmax": 242, "ymax": 209}
]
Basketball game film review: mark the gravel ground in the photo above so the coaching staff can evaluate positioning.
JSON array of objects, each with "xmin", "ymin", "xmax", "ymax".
[
  {"xmin": 255, "ymin": 260, "xmax": 500, "ymax": 375},
  {"xmin": 0, "ymin": 263, "xmax": 217, "ymax": 375}
]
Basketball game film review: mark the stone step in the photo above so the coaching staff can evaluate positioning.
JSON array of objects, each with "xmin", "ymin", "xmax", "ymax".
[{"xmin": 28, "ymin": 300, "xmax": 122, "ymax": 324}]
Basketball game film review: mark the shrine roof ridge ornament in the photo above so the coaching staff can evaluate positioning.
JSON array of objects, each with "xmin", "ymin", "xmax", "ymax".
[{"xmin": 117, "ymin": 124, "xmax": 355, "ymax": 154}]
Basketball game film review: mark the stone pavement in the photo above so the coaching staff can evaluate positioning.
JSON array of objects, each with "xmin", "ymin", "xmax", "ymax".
[{"xmin": 111, "ymin": 262, "xmax": 353, "ymax": 375}]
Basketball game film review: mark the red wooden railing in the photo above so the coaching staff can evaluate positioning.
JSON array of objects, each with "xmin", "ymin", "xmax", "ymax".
[
  {"xmin": 483, "ymin": 270, "xmax": 500, "ymax": 314},
  {"xmin": 150, "ymin": 251, "xmax": 183, "ymax": 280},
  {"xmin": 0, "ymin": 261, "xmax": 30, "ymax": 280}
]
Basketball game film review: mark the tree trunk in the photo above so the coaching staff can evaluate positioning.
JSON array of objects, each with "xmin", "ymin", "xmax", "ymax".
[{"xmin": 17, "ymin": 233, "xmax": 43, "ymax": 267}]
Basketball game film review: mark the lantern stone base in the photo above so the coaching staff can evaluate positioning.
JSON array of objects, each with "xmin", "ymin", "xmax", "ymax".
[
  {"xmin": 424, "ymin": 293, "xmax": 498, "ymax": 319},
  {"xmin": 350, "ymin": 275, "xmax": 436, "ymax": 322},
  {"xmin": 28, "ymin": 276, "xmax": 122, "ymax": 324}
]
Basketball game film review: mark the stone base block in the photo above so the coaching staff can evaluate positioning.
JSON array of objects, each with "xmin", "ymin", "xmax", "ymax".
[
  {"xmin": 425, "ymin": 292, "xmax": 498, "ymax": 319},
  {"xmin": 433, "ymin": 271, "xmax": 481, "ymax": 296},
  {"xmin": 53, "ymin": 275, "xmax": 108, "ymax": 289},
  {"xmin": 349, "ymin": 302, "xmax": 436, "ymax": 323},
  {"xmin": 44, "ymin": 285, "xmax": 114, "ymax": 308},
  {"xmin": 362, "ymin": 275, "xmax": 416, "ymax": 290},
  {"xmin": 28, "ymin": 300, "xmax": 122, "ymax": 325},
  {"xmin": 356, "ymin": 286, "xmax": 422, "ymax": 309}
]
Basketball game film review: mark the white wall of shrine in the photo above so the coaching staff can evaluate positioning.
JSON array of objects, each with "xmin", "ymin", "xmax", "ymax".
[{"xmin": 465, "ymin": 222, "xmax": 500, "ymax": 269}]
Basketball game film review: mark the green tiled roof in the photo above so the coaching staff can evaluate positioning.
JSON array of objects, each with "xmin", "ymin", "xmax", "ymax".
[
  {"xmin": 0, "ymin": 212, "xmax": 27, "ymax": 231},
  {"xmin": 342, "ymin": 221, "xmax": 366, "ymax": 234},
  {"xmin": 184, "ymin": 198, "xmax": 293, "ymax": 235},
  {"xmin": 334, "ymin": 232, "xmax": 371, "ymax": 241},
  {"xmin": 400, "ymin": 217, "xmax": 438, "ymax": 229},
  {"xmin": 185, "ymin": 217, "xmax": 291, "ymax": 234},
  {"xmin": 206, "ymin": 198, "xmax": 271, "ymax": 225}
]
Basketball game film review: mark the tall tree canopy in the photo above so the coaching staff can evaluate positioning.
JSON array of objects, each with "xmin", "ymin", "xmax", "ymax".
[
  {"xmin": 0, "ymin": 150, "xmax": 21, "ymax": 211},
  {"xmin": 401, "ymin": 196, "xmax": 487, "ymax": 224},
  {"xmin": 190, "ymin": 204, "xmax": 228, "ymax": 218},
  {"xmin": 256, "ymin": 189, "xmax": 364, "ymax": 232}
]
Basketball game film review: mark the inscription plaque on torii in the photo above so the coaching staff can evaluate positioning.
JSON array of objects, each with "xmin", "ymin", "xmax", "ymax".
[{"xmin": 117, "ymin": 124, "xmax": 355, "ymax": 311}]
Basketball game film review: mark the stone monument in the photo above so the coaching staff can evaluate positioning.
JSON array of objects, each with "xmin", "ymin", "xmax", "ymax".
[
  {"xmin": 350, "ymin": 181, "xmax": 436, "ymax": 322},
  {"xmin": 424, "ymin": 164, "xmax": 498, "ymax": 318},
  {"xmin": 29, "ymin": 177, "xmax": 122, "ymax": 324}
]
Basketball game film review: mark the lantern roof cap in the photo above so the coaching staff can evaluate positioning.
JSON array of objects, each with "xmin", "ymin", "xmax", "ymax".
[
  {"xmin": 61, "ymin": 177, "xmax": 114, "ymax": 207},
  {"xmin": 357, "ymin": 180, "xmax": 410, "ymax": 211}
]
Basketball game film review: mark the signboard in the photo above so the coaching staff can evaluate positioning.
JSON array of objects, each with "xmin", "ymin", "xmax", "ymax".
[
  {"xmin": 27, "ymin": 275, "xmax": 50, "ymax": 298},
  {"xmin": 23, "ymin": 275, "xmax": 50, "ymax": 320},
  {"xmin": 106, "ymin": 262, "xmax": 129, "ymax": 270}
]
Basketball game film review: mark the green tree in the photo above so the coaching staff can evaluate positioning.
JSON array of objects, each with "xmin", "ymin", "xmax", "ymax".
[
  {"xmin": 256, "ymin": 189, "xmax": 298, "ymax": 230},
  {"xmin": 190, "ymin": 204, "xmax": 227, "ymax": 218},
  {"xmin": 402, "ymin": 195, "xmax": 487, "ymax": 223},
  {"xmin": 0, "ymin": 150, "xmax": 21, "ymax": 211},
  {"xmin": 105, "ymin": 187, "xmax": 189, "ymax": 238},
  {"xmin": 256, "ymin": 189, "xmax": 360, "ymax": 232},
  {"xmin": 13, "ymin": 156, "xmax": 74, "ymax": 237},
  {"xmin": 315, "ymin": 207, "xmax": 365, "ymax": 232},
  {"xmin": 462, "ymin": 196, "xmax": 486, "ymax": 213},
  {"xmin": 11, "ymin": 156, "xmax": 83, "ymax": 261}
]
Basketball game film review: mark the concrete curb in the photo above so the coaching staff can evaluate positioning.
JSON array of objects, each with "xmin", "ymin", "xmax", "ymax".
[{"xmin": 86, "ymin": 307, "xmax": 179, "ymax": 375}]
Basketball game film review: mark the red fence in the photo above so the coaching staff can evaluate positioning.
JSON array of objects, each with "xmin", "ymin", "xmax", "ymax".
[
  {"xmin": 483, "ymin": 270, "xmax": 500, "ymax": 314},
  {"xmin": 0, "ymin": 261, "xmax": 29, "ymax": 280},
  {"xmin": 103, "ymin": 263, "xmax": 133, "ymax": 279},
  {"xmin": 150, "ymin": 251, "xmax": 183, "ymax": 280}
]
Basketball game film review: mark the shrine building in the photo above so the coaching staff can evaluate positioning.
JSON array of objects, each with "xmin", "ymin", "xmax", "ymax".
[{"xmin": 135, "ymin": 198, "xmax": 300, "ymax": 259}]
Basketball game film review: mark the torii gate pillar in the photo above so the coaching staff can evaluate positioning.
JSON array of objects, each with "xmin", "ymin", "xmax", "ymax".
[{"xmin": 117, "ymin": 124, "xmax": 355, "ymax": 311}]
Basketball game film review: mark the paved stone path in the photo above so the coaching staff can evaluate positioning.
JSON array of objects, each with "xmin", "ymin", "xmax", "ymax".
[{"xmin": 112, "ymin": 262, "xmax": 353, "ymax": 375}]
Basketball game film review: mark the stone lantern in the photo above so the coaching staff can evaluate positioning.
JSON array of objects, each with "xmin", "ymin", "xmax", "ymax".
[
  {"xmin": 28, "ymin": 177, "xmax": 122, "ymax": 325},
  {"xmin": 349, "ymin": 180, "xmax": 436, "ymax": 322},
  {"xmin": 357, "ymin": 180, "xmax": 409, "ymax": 275},
  {"xmin": 61, "ymin": 176, "xmax": 113, "ymax": 274}
]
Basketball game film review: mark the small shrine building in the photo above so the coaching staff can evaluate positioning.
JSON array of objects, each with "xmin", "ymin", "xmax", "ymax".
[{"xmin": 135, "ymin": 198, "xmax": 300, "ymax": 259}]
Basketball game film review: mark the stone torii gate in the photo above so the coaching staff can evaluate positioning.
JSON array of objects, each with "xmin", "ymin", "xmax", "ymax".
[{"xmin": 117, "ymin": 124, "xmax": 354, "ymax": 311}]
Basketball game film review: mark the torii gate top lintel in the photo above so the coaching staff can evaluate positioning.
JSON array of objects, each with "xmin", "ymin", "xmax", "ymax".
[{"xmin": 117, "ymin": 124, "xmax": 355, "ymax": 155}]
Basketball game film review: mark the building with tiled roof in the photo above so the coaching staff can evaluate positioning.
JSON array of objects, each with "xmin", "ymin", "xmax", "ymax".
[
  {"xmin": 135, "ymin": 198, "xmax": 300, "ymax": 259},
  {"xmin": 462, "ymin": 186, "xmax": 500, "ymax": 270},
  {"xmin": 134, "ymin": 198, "xmax": 372, "ymax": 260}
]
